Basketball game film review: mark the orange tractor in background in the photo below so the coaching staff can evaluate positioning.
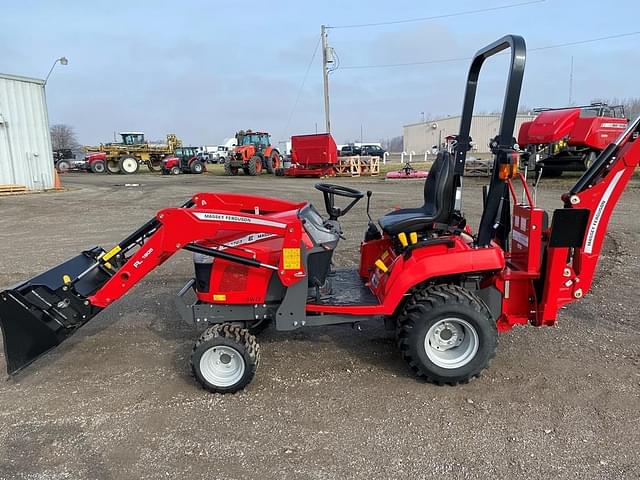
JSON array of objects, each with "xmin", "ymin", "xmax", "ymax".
[{"xmin": 224, "ymin": 130, "xmax": 281, "ymax": 176}]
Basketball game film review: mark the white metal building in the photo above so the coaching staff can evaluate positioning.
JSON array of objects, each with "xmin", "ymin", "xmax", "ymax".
[
  {"xmin": 403, "ymin": 114, "xmax": 535, "ymax": 155},
  {"xmin": 0, "ymin": 73, "xmax": 54, "ymax": 191}
]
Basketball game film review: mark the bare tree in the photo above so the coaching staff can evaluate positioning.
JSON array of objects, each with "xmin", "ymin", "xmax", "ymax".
[
  {"xmin": 382, "ymin": 136, "xmax": 403, "ymax": 153},
  {"xmin": 50, "ymin": 124, "xmax": 80, "ymax": 151}
]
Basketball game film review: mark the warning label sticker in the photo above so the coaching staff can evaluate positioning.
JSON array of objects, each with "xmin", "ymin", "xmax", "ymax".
[{"xmin": 282, "ymin": 248, "xmax": 301, "ymax": 270}]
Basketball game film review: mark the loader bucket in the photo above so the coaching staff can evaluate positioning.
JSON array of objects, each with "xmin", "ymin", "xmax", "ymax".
[{"xmin": 0, "ymin": 247, "xmax": 109, "ymax": 375}]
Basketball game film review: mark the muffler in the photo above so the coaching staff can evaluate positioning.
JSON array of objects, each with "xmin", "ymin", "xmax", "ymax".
[{"xmin": 0, "ymin": 246, "xmax": 110, "ymax": 375}]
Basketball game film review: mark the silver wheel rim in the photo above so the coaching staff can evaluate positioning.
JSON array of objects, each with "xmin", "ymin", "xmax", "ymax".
[
  {"xmin": 424, "ymin": 318, "xmax": 479, "ymax": 369},
  {"xmin": 122, "ymin": 158, "xmax": 137, "ymax": 172},
  {"xmin": 199, "ymin": 345, "xmax": 245, "ymax": 387}
]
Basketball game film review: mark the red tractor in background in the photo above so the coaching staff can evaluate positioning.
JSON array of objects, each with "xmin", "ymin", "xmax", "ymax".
[
  {"xmin": 518, "ymin": 103, "xmax": 628, "ymax": 176},
  {"xmin": 224, "ymin": 130, "xmax": 281, "ymax": 176},
  {"xmin": 161, "ymin": 147, "xmax": 205, "ymax": 175}
]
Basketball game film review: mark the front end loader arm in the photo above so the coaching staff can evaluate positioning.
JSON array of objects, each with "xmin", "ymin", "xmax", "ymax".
[{"xmin": 0, "ymin": 194, "xmax": 304, "ymax": 375}]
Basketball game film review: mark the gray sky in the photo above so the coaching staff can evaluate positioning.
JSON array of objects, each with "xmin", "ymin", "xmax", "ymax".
[{"xmin": 2, "ymin": 0, "xmax": 638, "ymax": 146}]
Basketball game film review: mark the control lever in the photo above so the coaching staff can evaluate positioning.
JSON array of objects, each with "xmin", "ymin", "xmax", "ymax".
[
  {"xmin": 364, "ymin": 190, "xmax": 382, "ymax": 241},
  {"xmin": 366, "ymin": 190, "xmax": 374, "ymax": 223}
]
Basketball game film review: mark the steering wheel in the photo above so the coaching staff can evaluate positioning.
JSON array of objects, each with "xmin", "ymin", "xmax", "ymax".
[{"xmin": 315, "ymin": 183, "xmax": 365, "ymax": 220}]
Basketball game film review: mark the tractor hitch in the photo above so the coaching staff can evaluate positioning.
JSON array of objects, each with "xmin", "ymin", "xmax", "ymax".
[{"xmin": 0, "ymin": 247, "xmax": 110, "ymax": 375}]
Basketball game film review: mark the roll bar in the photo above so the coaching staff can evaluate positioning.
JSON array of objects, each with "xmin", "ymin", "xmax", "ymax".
[
  {"xmin": 453, "ymin": 35, "xmax": 526, "ymax": 248},
  {"xmin": 454, "ymin": 35, "xmax": 526, "ymax": 175}
]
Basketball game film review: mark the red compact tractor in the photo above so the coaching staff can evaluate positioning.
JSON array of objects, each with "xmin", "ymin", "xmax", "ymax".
[
  {"xmin": 518, "ymin": 103, "xmax": 628, "ymax": 176},
  {"xmin": 2, "ymin": 36, "xmax": 640, "ymax": 394},
  {"xmin": 224, "ymin": 130, "xmax": 281, "ymax": 176},
  {"xmin": 161, "ymin": 147, "xmax": 206, "ymax": 175}
]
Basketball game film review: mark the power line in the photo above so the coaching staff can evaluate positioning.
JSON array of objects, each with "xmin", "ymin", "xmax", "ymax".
[
  {"xmin": 284, "ymin": 35, "xmax": 322, "ymax": 133},
  {"xmin": 338, "ymin": 30, "xmax": 640, "ymax": 70},
  {"xmin": 328, "ymin": 0, "xmax": 545, "ymax": 29}
]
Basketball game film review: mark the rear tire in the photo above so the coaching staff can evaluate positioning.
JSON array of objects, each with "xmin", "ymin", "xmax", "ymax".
[
  {"xmin": 90, "ymin": 160, "xmax": 106, "ymax": 174},
  {"xmin": 224, "ymin": 158, "xmax": 239, "ymax": 176},
  {"xmin": 247, "ymin": 155, "xmax": 262, "ymax": 176},
  {"xmin": 190, "ymin": 160, "xmax": 204, "ymax": 174},
  {"xmin": 191, "ymin": 324, "xmax": 259, "ymax": 394},
  {"xmin": 118, "ymin": 155, "xmax": 139, "ymax": 174},
  {"xmin": 396, "ymin": 285, "xmax": 497, "ymax": 385},
  {"xmin": 55, "ymin": 160, "xmax": 70, "ymax": 173}
]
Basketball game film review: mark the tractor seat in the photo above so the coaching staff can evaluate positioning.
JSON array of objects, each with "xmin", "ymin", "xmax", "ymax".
[{"xmin": 379, "ymin": 151, "xmax": 456, "ymax": 235}]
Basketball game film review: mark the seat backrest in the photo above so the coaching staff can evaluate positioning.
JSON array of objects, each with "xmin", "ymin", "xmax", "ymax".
[{"xmin": 423, "ymin": 151, "xmax": 456, "ymax": 224}]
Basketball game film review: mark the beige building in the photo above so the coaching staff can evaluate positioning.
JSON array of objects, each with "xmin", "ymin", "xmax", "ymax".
[{"xmin": 403, "ymin": 114, "xmax": 535, "ymax": 155}]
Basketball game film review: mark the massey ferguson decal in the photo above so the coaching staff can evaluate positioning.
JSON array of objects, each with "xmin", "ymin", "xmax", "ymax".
[
  {"xmin": 584, "ymin": 170, "xmax": 624, "ymax": 254},
  {"xmin": 192, "ymin": 212, "xmax": 286, "ymax": 229}
]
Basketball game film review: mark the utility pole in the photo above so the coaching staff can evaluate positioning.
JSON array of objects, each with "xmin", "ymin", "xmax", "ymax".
[
  {"xmin": 321, "ymin": 25, "xmax": 331, "ymax": 134},
  {"xmin": 568, "ymin": 56, "xmax": 574, "ymax": 105}
]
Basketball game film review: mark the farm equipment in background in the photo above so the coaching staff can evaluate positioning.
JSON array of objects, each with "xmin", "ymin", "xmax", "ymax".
[
  {"xmin": 282, "ymin": 133, "xmax": 338, "ymax": 177},
  {"xmin": 518, "ymin": 103, "xmax": 628, "ymax": 176},
  {"xmin": 53, "ymin": 149, "xmax": 78, "ymax": 173},
  {"xmin": 161, "ymin": 147, "xmax": 206, "ymax": 175},
  {"xmin": 84, "ymin": 132, "xmax": 182, "ymax": 174},
  {"xmin": 224, "ymin": 130, "xmax": 281, "ymax": 176},
  {"xmin": 3, "ymin": 35, "xmax": 640, "ymax": 395}
]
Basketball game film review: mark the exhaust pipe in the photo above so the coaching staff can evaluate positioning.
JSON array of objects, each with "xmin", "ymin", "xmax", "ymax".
[{"xmin": 0, "ymin": 247, "xmax": 110, "ymax": 375}]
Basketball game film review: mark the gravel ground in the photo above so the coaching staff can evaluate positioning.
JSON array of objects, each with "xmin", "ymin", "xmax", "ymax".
[{"xmin": 0, "ymin": 171, "xmax": 639, "ymax": 480}]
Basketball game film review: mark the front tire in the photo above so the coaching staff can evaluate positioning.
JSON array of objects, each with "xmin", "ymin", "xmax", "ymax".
[
  {"xmin": 266, "ymin": 151, "xmax": 280, "ymax": 174},
  {"xmin": 90, "ymin": 160, "xmax": 106, "ymax": 174},
  {"xmin": 224, "ymin": 158, "xmax": 239, "ymax": 176},
  {"xmin": 191, "ymin": 324, "xmax": 259, "ymax": 394},
  {"xmin": 55, "ymin": 160, "xmax": 70, "ymax": 173},
  {"xmin": 147, "ymin": 156, "xmax": 162, "ymax": 172},
  {"xmin": 396, "ymin": 285, "xmax": 497, "ymax": 385},
  {"xmin": 247, "ymin": 155, "xmax": 262, "ymax": 176},
  {"xmin": 170, "ymin": 165, "xmax": 181, "ymax": 175},
  {"xmin": 118, "ymin": 155, "xmax": 139, "ymax": 174},
  {"xmin": 190, "ymin": 160, "xmax": 204, "ymax": 174},
  {"xmin": 106, "ymin": 158, "xmax": 120, "ymax": 174}
]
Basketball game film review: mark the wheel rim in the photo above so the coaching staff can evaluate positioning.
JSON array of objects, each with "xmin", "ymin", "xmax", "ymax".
[
  {"xmin": 199, "ymin": 345, "xmax": 245, "ymax": 387},
  {"xmin": 255, "ymin": 159, "xmax": 262, "ymax": 173},
  {"xmin": 194, "ymin": 163, "xmax": 203, "ymax": 172},
  {"xmin": 273, "ymin": 154, "xmax": 280, "ymax": 169},
  {"xmin": 424, "ymin": 317, "xmax": 479, "ymax": 369},
  {"xmin": 122, "ymin": 158, "xmax": 137, "ymax": 172},
  {"xmin": 171, "ymin": 167, "xmax": 180, "ymax": 175}
]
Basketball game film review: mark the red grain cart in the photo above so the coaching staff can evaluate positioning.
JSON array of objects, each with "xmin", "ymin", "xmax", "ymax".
[{"xmin": 283, "ymin": 133, "xmax": 338, "ymax": 177}]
